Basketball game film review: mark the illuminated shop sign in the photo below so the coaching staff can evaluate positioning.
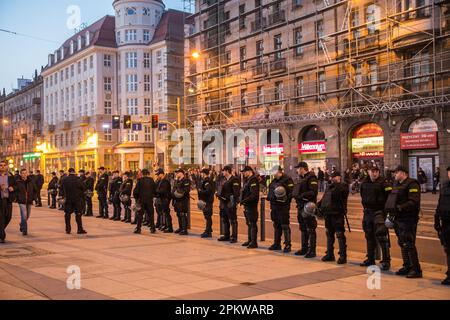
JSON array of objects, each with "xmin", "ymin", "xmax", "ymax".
[{"xmin": 299, "ymin": 141, "xmax": 326, "ymax": 153}]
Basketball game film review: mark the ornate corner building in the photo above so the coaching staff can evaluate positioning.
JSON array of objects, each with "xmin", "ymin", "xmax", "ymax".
[{"xmin": 184, "ymin": 0, "xmax": 450, "ymax": 186}]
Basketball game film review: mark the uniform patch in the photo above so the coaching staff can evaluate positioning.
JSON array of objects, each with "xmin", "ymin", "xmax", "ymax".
[
  {"xmin": 251, "ymin": 183, "xmax": 257, "ymax": 187},
  {"xmin": 310, "ymin": 181, "xmax": 318, "ymax": 185},
  {"xmin": 385, "ymin": 187, "xmax": 393, "ymax": 191},
  {"xmin": 409, "ymin": 189, "xmax": 419, "ymax": 193}
]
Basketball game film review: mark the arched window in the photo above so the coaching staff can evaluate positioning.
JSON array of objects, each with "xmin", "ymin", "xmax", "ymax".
[{"xmin": 85, "ymin": 31, "xmax": 90, "ymax": 46}]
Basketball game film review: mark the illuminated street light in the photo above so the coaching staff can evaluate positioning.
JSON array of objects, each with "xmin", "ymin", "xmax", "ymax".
[{"xmin": 191, "ymin": 50, "xmax": 200, "ymax": 59}]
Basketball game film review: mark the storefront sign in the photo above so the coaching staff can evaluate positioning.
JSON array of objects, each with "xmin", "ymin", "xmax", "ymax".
[
  {"xmin": 401, "ymin": 132, "xmax": 438, "ymax": 150},
  {"xmin": 132, "ymin": 123, "xmax": 142, "ymax": 131},
  {"xmin": 354, "ymin": 151, "xmax": 384, "ymax": 158},
  {"xmin": 262, "ymin": 144, "xmax": 284, "ymax": 155},
  {"xmin": 23, "ymin": 152, "xmax": 41, "ymax": 160},
  {"xmin": 352, "ymin": 136, "xmax": 384, "ymax": 154},
  {"xmin": 299, "ymin": 141, "xmax": 326, "ymax": 154}
]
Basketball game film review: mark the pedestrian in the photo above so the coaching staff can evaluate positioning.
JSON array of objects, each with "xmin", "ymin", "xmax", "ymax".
[
  {"xmin": 109, "ymin": 171, "xmax": 123, "ymax": 221},
  {"xmin": 95, "ymin": 167, "xmax": 109, "ymax": 219},
  {"xmin": 216, "ymin": 165, "xmax": 240, "ymax": 243},
  {"xmin": 0, "ymin": 160, "xmax": 16, "ymax": 243},
  {"xmin": 34, "ymin": 170, "xmax": 44, "ymax": 207},
  {"xmin": 171, "ymin": 168, "xmax": 191, "ymax": 236},
  {"xmin": 267, "ymin": 166, "xmax": 294, "ymax": 253},
  {"xmin": 119, "ymin": 172, "xmax": 133, "ymax": 223},
  {"xmin": 47, "ymin": 172, "xmax": 58, "ymax": 209},
  {"xmin": 57, "ymin": 170, "xmax": 67, "ymax": 211},
  {"xmin": 433, "ymin": 167, "xmax": 440, "ymax": 195},
  {"xmin": 359, "ymin": 166, "xmax": 392, "ymax": 270},
  {"xmin": 60, "ymin": 168, "xmax": 87, "ymax": 235},
  {"xmin": 15, "ymin": 168, "xmax": 37, "ymax": 236},
  {"xmin": 154, "ymin": 168, "xmax": 172, "ymax": 232},
  {"xmin": 84, "ymin": 171, "xmax": 95, "ymax": 216},
  {"xmin": 133, "ymin": 169, "xmax": 156, "ymax": 234},
  {"xmin": 239, "ymin": 166, "xmax": 259, "ymax": 249},
  {"xmin": 197, "ymin": 167, "xmax": 215, "ymax": 238},
  {"xmin": 417, "ymin": 167, "xmax": 428, "ymax": 193},
  {"xmin": 434, "ymin": 166, "xmax": 450, "ymax": 285},
  {"xmin": 293, "ymin": 162, "xmax": 319, "ymax": 258},
  {"xmin": 318, "ymin": 171, "xmax": 350, "ymax": 264},
  {"xmin": 78, "ymin": 170, "xmax": 87, "ymax": 215},
  {"xmin": 317, "ymin": 167, "xmax": 325, "ymax": 192},
  {"xmin": 385, "ymin": 165, "xmax": 422, "ymax": 278}
]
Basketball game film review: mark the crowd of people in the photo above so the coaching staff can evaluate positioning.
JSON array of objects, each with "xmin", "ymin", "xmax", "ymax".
[{"xmin": 0, "ymin": 159, "xmax": 449, "ymax": 286}]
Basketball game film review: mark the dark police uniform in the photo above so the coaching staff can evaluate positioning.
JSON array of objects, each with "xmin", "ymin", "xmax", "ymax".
[
  {"xmin": 360, "ymin": 175, "xmax": 392, "ymax": 269},
  {"xmin": 78, "ymin": 173, "xmax": 87, "ymax": 215},
  {"xmin": 198, "ymin": 177, "xmax": 215, "ymax": 237},
  {"xmin": 319, "ymin": 180, "xmax": 349, "ymax": 263},
  {"xmin": 133, "ymin": 176, "xmax": 156, "ymax": 233},
  {"xmin": 268, "ymin": 174, "xmax": 294, "ymax": 251},
  {"xmin": 119, "ymin": 178, "xmax": 133, "ymax": 223},
  {"xmin": 84, "ymin": 176, "xmax": 95, "ymax": 216},
  {"xmin": 47, "ymin": 176, "xmax": 58, "ymax": 209},
  {"xmin": 109, "ymin": 176, "xmax": 123, "ymax": 221},
  {"xmin": 171, "ymin": 177, "xmax": 191, "ymax": 235},
  {"xmin": 95, "ymin": 173, "xmax": 109, "ymax": 218},
  {"xmin": 57, "ymin": 173, "xmax": 67, "ymax": 210},
  {"xmin": 294, "ymin": 171, "xmax": 319, "ymax": 257},
  {"xmin": 34, "ymin": 173, "xmax": 44, "ymax": 207},
  {"xmin": 240, "ymin": 174, "xmax": 260, "ymax": 248},
  {"xmin": 385, "ymin": 177, "xmax": 422, "ymax": 277},
  {"xmin": 60, "ymin": 173, "xmax": 87, "ymax": 234},
  {"xmin": 217, "ymin": 175, "xmax": 241, "ymax": 242},
  {"xmin": 435, "ymin": 177, "xmax": 450, "ymax": 284},
  {"xmin": 155, "ymin": 176, "xmax": 172, "ymax": 232}
]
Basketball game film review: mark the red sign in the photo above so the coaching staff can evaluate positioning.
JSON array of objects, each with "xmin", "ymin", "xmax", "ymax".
[
  {"xmin": 299, "ymin": 141, "xmax": 326, "ymax": 153},
  {"xmin": 401, "ymin": 132, "xmax": 438, "ymax": 150}
]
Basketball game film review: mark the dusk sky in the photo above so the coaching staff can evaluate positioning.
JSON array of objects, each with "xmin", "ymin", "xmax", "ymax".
[{"xmin": 0, "ymin": 0, "xmax": 185, "ymax": 94}]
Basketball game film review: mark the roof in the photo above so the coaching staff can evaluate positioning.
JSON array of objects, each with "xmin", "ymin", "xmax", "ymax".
[
  {"xmin": 113, "ymin": 0, "xmax": 165, "ymax": 5},
  {"xmin": 44, "ymin": 15, "xmax": 116, "ymax": 71},
  {"xmin": 149, "ymin": 9, "xmax": 188, "ymax": 45}
]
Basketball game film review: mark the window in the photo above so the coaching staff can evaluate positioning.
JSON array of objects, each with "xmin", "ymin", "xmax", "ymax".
[
  {"xmin": 240, "ymin": 46, "xmax": 247, "ymax": 71},
  {"xmin": 239, "ymin": 4, "xmax": 246, "ymax": 30},
  {"xmin": 85, "ymin": 32, "xmax": 90, "ymax": 46},
  {"xmin": 70, "ymin": 41, "xmax": 74, "ymax": 54},
  {"xmin": 144, "ymin": 98, "xmax": 151, "ymax": 115},
  {"xmin": 157, "ymin": 73, "xmax": 163, "ymax": 88},
  {"xmin": 274, "ymin": 81, "xmax": 283, "ymax": 101},
  {"xmin": 90, "ymin": 78, "xmax": 94, "ymax": 93},
  {"xmin": 125, "ymin": 30, "xmax": 137, "ymax": 42},
  {"xmin": 143, "ymin": 7, "xmax": 151, "ymax": 16},
  {"xmin": 274, "ymin": 34, "xmax": 282, "ymax": 60},
  {"xmin": 104, "ymin": 54, "xmax": 112, "ymax": 67},
  {"xmin": 144, "ymin": 52, "xmax": 150, "ymax": 68},
  {"xmin": 104, "ymin": 101, "xmax": 112, "ymax": 114},
  {"xmin": 295, "ymin": 76, "xmax": 304, "ymax": 101},
  {"xmin": 83, "ymin": 80, "xmax": 88, "ymax": 95},
  {"xmin": 116, "ymin": 31, "xmax": 121, "ymax": 44},
  {"xmin": 294, "ymin": 27, "xmax": 303, "ymax": 56},
  {"xmin": 54, "ymin": 73, "xmax": 58, "ymax": 85},
  {"xmin": 319, "ymin": 71, "xmax": 326, "ymax": 95},
  {"xmin": 368, "ymin": 60, "xmax": 378, "ymax": 91},
  {"xmin": 144, "ymin": 75, "xmax": 151, "ymax": 91},
  {"xmin": 143, "ymin": 30, "xmax": 150, "ymax": 42},
  {"xmin": 71, "ymin": 65, "xmax": 74, "ymax": 77},
  {"xmin": 126, "ymin": 74, "xmax": 138, "ymax": 92},
  {"xmin": 127, "ymin": 130, "xmax": 138, "ymax": 142},
  {"xmin": 144, "ymin": 126, "xmax": 152, "ymax": 142},
  {"xmin": 127, "ymin": 98, "xmax": 138, "ymax": 115},
  {"xmin": 60, "ymin": 71, "xmax": 64, "ymax": 82},
  {"xmin": 65, "ymin": 68, "xmax": 69, "ymax": 80},
  {"xmin": 71, "ymin": 85, "xmax": 75, "ymax": 99},
  {"xmin": 351, "ymin": 9, "xmax": 360, "ymax": 39},
  {"xmin": 78, "ymin": 61, "xmax": 82, "ymax": 74},
  {"xmin": 77, "ymin": 36, "xmax": 82, "ymax": 50},
  {"xmin": 104, "ymin": 128, "xmax": 112, "ymax": 141},
  {"xmin": 104, "ymin": 77, "xmax": 112, "ymax": 91},
  {"xmin": 125, "ymin": 7, "xmax": 136, "ymax": 15},
  {"xmin": 126, "ymin": 52, "xmax": 138, "ymax": 68},
  {"xmin": 90, "ymin": 55, "xmax": 94, "ymax": 69},
  {"xmin": 240, "ymin": 89, "xmax": 248, "ymax": 114},
  {"xmin": 257, "ymin": 86, "xmax": 264, "ymax": 104},
  {"xmin": 156, "ymin": 51, "xmax": 162, "ymax": 64},
  {"xmin": 256, "ymin": 40, "xmax": 264, "ymax": 65},
  {"xmin": 78, "ymin": 83, "xmax": 82, "ymax": 97},
  {"xmin": 83, "ymin": 58, "xmax": 87, "ymax": 72},
  {"xmin": 366, "ymin": 4, "xmax": 378, "ymax": 34},
  {"xmin": 293, "ymin": 0, "xmax": 303, "ymax": 8}
]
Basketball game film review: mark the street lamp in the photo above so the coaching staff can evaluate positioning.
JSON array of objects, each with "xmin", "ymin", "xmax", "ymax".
[{"xmin": 191, "ymin": 50, "xmax": 200, "ymax": 60}]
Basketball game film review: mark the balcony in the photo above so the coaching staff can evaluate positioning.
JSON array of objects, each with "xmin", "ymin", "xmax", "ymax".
[
  {"xmin": 251, "ymin": 18, "xmax": 267, "ymax": 33},
  {"xmin": 392, "ymin": 16, "xmax": 434, "ymax": 47},
  {"xmin": 63, "ymin": 121, "xmax": 72, "ymax": 130},
  {"xmin": 48, "ymin": 125, "xmax": 55, "ymax": 133},
  {"xmin": 32, "ymin": 97, "xmax": 41, "ymax": 105},
  {"xmin": 252, "ymin": 63, "xmax": 268, "ymax": 77},
  {"xmin": 269, "ymin": 58, "xmax": 287, "ymax": 73},
  {"xmin": 79, "ymin": 116, "xmax": 90, "ymax": 126},
  {"xmin": 268, "ymin": 10, "xmax": 286, "ymax": 26},
  {"xmin": 32, "ymin": 113, "xmax": 41, "ymax": 121}
]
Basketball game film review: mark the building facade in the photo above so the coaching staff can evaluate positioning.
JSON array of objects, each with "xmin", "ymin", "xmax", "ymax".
[
  {"xmin": 0, "ymin": 77, "xmax": 43, "ymax": 172},
  {"xmin": 185, "ymin": 0, "xmax": 450, "ymax": 186}
]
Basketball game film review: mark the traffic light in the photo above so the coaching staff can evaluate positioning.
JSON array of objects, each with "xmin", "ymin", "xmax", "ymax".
[
  {"xmin": 124, "ymin": 115, "xmax": 132, "ymax": 129},
  {"xmin": 151, "ymin": 115, "xmax": 159, "ymax": 129},
  {"xmin": 112, "ymin": 115, "xmax": 121, "ymax": 129}
]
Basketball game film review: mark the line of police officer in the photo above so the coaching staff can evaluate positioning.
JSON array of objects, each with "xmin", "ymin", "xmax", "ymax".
[{"xmin": 54, "ymin": 163, "xmax": 450, "ymax": 286}]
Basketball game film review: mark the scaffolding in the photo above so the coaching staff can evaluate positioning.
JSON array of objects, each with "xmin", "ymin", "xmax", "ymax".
[{"xmin": 183, "ymin": 0, "xmax": 450, "ymax": 130}]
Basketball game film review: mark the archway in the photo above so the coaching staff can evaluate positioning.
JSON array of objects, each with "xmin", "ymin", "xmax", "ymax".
[
  {"xmin": 350, "ymin": 123, "xmax": 384, "ymax": 170},
  {"xmin": 298, "ymin": 125, "xmax": 326, "ymax": 172}
]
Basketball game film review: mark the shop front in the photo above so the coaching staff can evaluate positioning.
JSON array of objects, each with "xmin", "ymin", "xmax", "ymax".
[
  {"xmin": 298, "ymin": 125, "xmax": 327, "ymax": 171},
  {"xmin": 22, "ymin": 152, "xmax": 42, "ymax": 173},
  {"xmin": 401, "ymin": 118, "xmax": 439, "ymax": 191},
  {"xmin": 351, "ymin": 123, "xmax": 385, "ymax": 169}
]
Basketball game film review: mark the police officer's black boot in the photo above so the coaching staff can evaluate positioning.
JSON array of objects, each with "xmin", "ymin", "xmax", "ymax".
[
  {"xmin": 76, "ymin": 214, "xmax": 87, "ymax": 234},
  {"xmin": 174, "ymin": 213, "xmax": 182, "ymax": 233},
  {"xmin": 164, "ymin": 212, "xmax": 174, "ymax": 233},
  {"xmin": 218, "ymin": 218, "xmax": 230, "ymax": 241},
  {"xmin": 201, "ymin": 214, "xmax": 212, "ymax": 238},
  {"xmin": 248, "ymin": 223, "xmax": 258, "ymax": 249},
  {"xmin": 305, "ymin": 229, "xmax": 317, "ymax": 258},
  {"xmin": 396, "ymin": 246, "xmax": 411, "ymax": 276},
  {"xmin": 337, "ymin": 232, "xmax": 347, "ymax": 264},
  {"xmin": 155, "ymin": 213, "xmax": 161, "ymax": 230},
  {"xmin": 242, "ymin": 224, "xmax": 251, "ymax": 247},
  {"xmin": 179, "ymin": 213, "xmax": 188, "ymax": 236},
  {"xmin": 282, "ymin": 225, "xmax": 292, "ymax": 253},
  {"xmin": 269, "ymin": 224, "xmax": 282, "ymax": 250},
  {"xmin": 406, "ymin": 246, "xmax": 422, "ymax": 278},
  {"xmin": 322, "ymin": 230, "xmax": 336, "ymax": 262},
  {"xmin": 360, "ymin": 236, "xmax": 376, "ymax": 267},
  {"xmin": 295, "ymin": 230, "xmax": 309, "ymax": 256},
  {"xmin": 230, "ymin": 220, "xmax": 238, "ymax": 243},
  {"xmin": 443, "ymin": 247, "xmax": 450, "ymax": 285},
  {"xmin": 65, "ymin": 213, "xmax": 71, "ymax": 234},
  {"xmin": 134, "ymin": 212, "xmax": 142, "ymax": 234},
  {"xmin": 379, "ymin": 241, "xmax": 391, "ymax": 271}
]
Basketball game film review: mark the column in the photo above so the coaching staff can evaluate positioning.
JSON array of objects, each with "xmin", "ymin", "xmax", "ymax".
[{"xmin": 139, "ymin": 149, "xmax": 144, "ymax": 170}]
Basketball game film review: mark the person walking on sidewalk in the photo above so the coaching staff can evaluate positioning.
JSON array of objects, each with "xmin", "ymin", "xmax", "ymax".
[
  {"xmin": 15, "ymin": 169, "xmax": 37, "ymax": 236},
  {"xmin": 34, "ymin": 170, "xmax": 44, "ymax": 207},
  {"xmin": 60, "ymin": 168, "xmax": 87, "ymax": 235},
  {"xmin": 417, "ymin": 167, "xmax": 428, "ymax": 193},
  {"xmin": 0, "ymin": 160, "xmax": 16, "ymax": 243}
]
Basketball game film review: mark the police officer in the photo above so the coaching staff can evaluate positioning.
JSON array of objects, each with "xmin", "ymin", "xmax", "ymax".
[
  {"xmin": 171, "ymin": 168, "xmax": 191, "ymax": 236},
  {"xmin": 385, "ymin": 165, "xmax": 422, "ymax": 278},
  {"xmin": 133, "ymin": 169, "xmax": 156, "ymax": 234},
  {"xmin": 95, "ymin": 167, "xmax": 109, "ymax": 219},
  {"xmin": 78, "ymin": 170, "xmax": 87, "ymax": 216},
  {"xmin": 120, "ymin": 172, "xmax": 133, "ymax": 223},
  {"xmin": 318, "ymin": 171, "xmax": 349, "ymax": 264},
  {"xmin": 217, "ymin": 166, "xmax": 240, "ymax": 243},
  {"xmin": 60, "ymin": 168, "xmax": 87, "ymax": 235},
  {"xmin": 34, "ymin": 170, "xmax": 44, "ymax": 207},
  {"xmin": 155, "ymin": 168, "xmax": 172, "ymax": 232},
  {"xmin": 240, "ymin": 166, "xmax": 259, "ymax": 249},
  {"xmin": 293, "ymin": 162, "xmax": 319, "ymax": 258},
  {"xmin": 109, "ymin": 171, "xmax": 122, "ymax": 221},
  {"xmin": 197, "ymin": 168, "xmax": 214, "ymax": 238},
  {"xmin": 84, "ymin": 171, "xmax": 95, "ymax": 216},
  {"xmin": 268, "ymin": 166, "xmax": 294, "ymax": 253},
  {"xmin": 47, "ymin": 172, "xmax": 58, "ymax": 209},
  {"xmin": 57, "ymin": 170, "xmax": 67, "ymax": 211},
  {"xmin": 359, "ymin": 166, "xmax": 392, "ymax": 270},
  {"xmin": 435, "ymin": 166, "xmax": 450, "ymax": 285}
]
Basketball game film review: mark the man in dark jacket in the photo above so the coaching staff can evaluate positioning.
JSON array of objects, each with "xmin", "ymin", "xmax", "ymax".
[
  {"xmin": 47, "ymin": 172, "xmax": 58, "ymax": 209},
  {"xmin": 78, "ymin": 170, "xmax": 87, "ymax": 215},
  {"xmin": 109, "ymin": 171, "xmax": 123, "ymax": 221},
  {"xmin": 155, "ymin": 168, "xmax": 172, "ymax": 232},
  {"xmin": 171, "ymin": 168, "xmax": 191, "ymax": 236},
  {"xmin": 60, "ymin": 168, "xmax": 87, "ymax": 234},
  {"xmin": 0, "ymin": 161, "xmax": 16, "ymax": 243},
  {"xmin": 217, "ymin": 165, "xmax": 240, "ymax": 243},
  {"xmin": 197, "ymin": 168, "xmax": 215, "ymax": 238},
  {"xmin": 435, "ymin": 166, "xmax": 450, "ymax": 285},
  {"xmin": 84, "ymin": 171, "xmax": 95, "ymax": 216},
  {"xmin": 133, "ymin": 169, "xmax": 156, "ymax": 234},
  {"xmin": 34, "ymin": 170, "xmax": 44, "ymax": 207},
  {"xmin": 119, "ymin": 172, "xmax": 133, "ymax": 223},
  {"xmin": 15, "ymin": 169, "xmax": 37, "ymax": 236},
  {"xmin": 95, "ymin": 167, "xmax": 109, "ymax": 219},
  {"xmin": 57, "ymin": 170, "xmax": 67, "ymax": 211},
  {"xmin": 318, "ymin": 171, "xmax": 349, "ymax": 264},
  {"xmin": 240, "ymin": 166, "xmax": 259, "ymax": 249}
]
